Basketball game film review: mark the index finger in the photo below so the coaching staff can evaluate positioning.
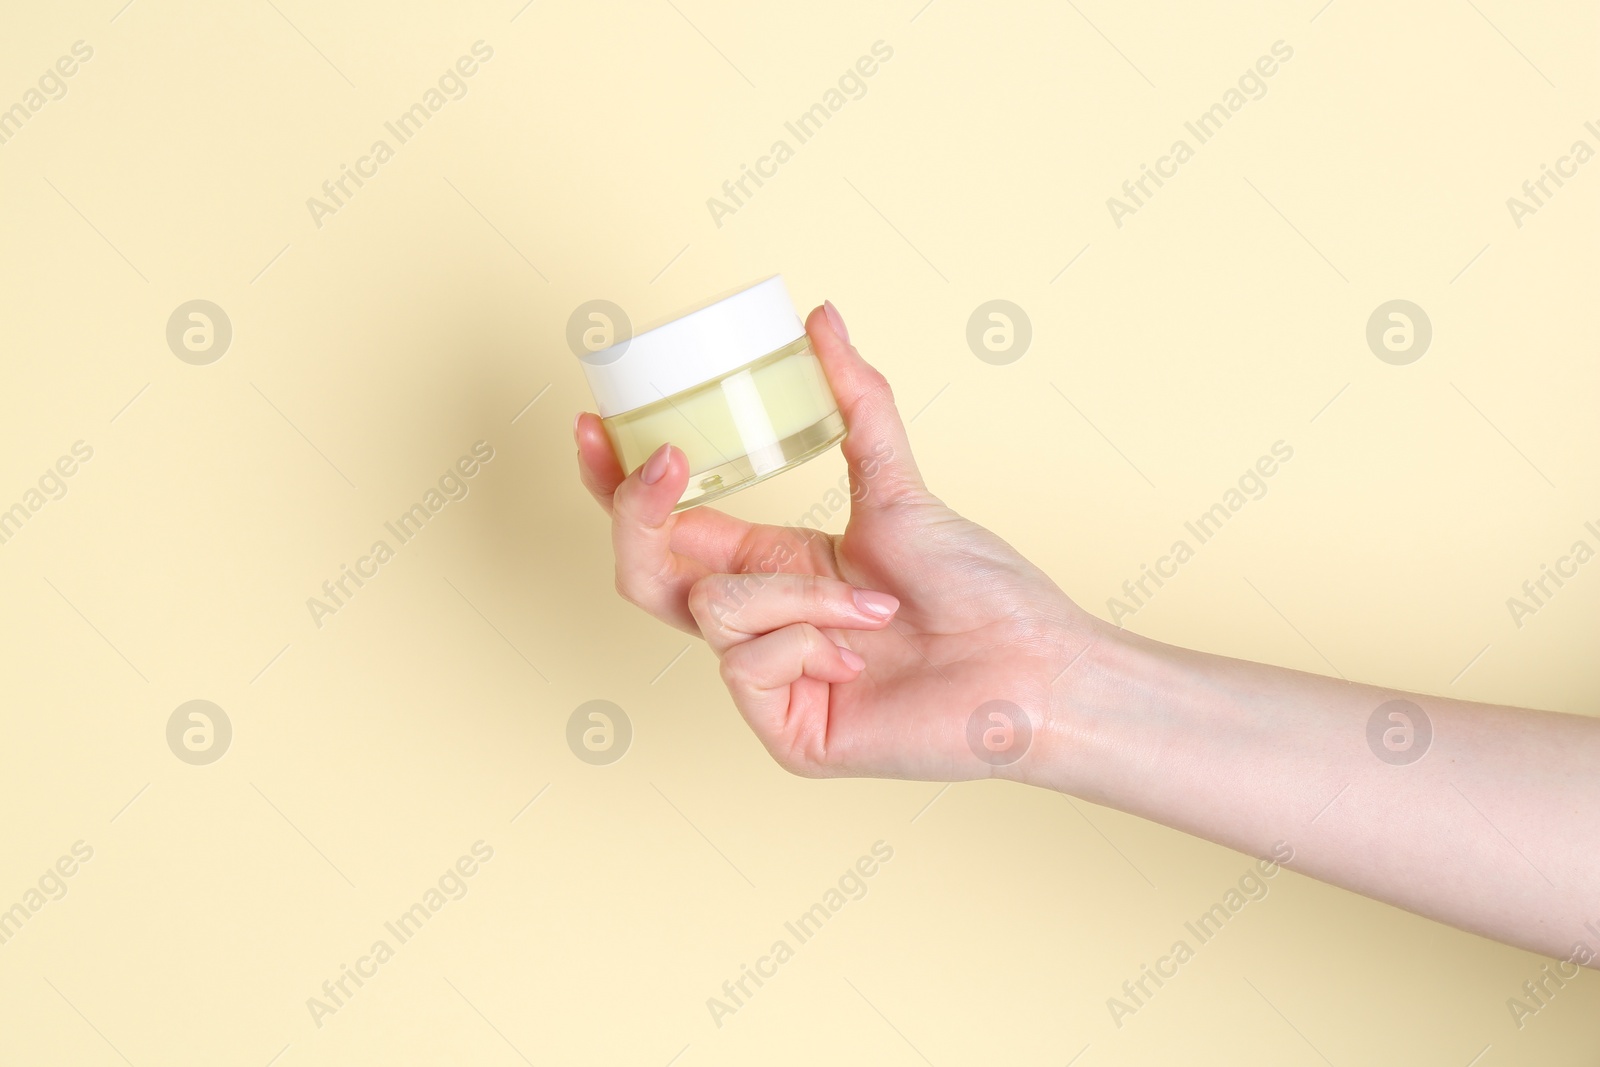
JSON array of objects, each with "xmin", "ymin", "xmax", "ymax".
[{"xmin": 575, "ymin": 411, "xmax": 754, "ymax": 570}]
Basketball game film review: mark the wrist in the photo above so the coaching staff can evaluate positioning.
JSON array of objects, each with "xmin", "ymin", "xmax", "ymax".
[{"xmin": 1012, "ymin": 615, "xmax": 1167, "ymax": 796}]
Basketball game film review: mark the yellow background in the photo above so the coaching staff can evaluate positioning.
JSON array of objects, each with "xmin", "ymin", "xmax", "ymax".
[{"xmin": 2, "ymin": 0, "xmax": 1597, "ymax": 1063}]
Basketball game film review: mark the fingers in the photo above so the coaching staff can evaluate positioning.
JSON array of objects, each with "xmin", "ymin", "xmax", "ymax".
[
  {"xmin": 688, "ymin": 571, "xmax": 899, "ymax": 654},
  {"xmin": 574, "ymin": 412, "xmax": 625, "ymax": 511},
  {"xmin": 606, "ymin": 442, "xmax": 705, "ymax": 631},
  {"xmin": 806, "ymin": 302, "xmax": 928, "ymax": 508},
  {"xmin": 575, "ymin": 412, "xmax": 755, "ymax": 572},
  {"xmin": 719, "ymin": 621, "xmax": 863, "ymax": 714}
]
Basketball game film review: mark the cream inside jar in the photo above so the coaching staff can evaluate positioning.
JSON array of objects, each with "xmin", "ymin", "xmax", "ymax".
[{"xmin": 580, "ymin": 276, "xmax": 846, "ymax": 511}]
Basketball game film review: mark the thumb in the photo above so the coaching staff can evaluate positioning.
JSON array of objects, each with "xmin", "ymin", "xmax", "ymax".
[{"xmin": 806, "ymin": 302, "xmax": 928, "ymax": 509}]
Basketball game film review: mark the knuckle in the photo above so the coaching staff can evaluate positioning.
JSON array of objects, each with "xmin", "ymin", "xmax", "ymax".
[
  {"xmin": 777, "ymin": 723, "xmax": 827, "ymax": 780},
  {"xmin": 797, "ymin": 572, "xmax": 825, "ymax": 612},
  {"xmin": 687, "ymin": 576, "xmax": 723, "ymax": 624},
  {"xmin": 692, "ymin": 574, "xmax": 747, "ymax": 629},
  {"xmin": 795, "ymin": 622, "xmax": 821, "ymax": 659},
  {"xmin": 717, "ymin": 649, "xmax": 746, "ymax": 690},
  {"xmin": 856, "ymin": 361, "xmax": 890, "ymax": 392},
  {"xmin": 719, "ymin": 573, "xmax": 752, "ymax": 604},
  {"xmin": 861, "ymin": 369, "xmax": 895, "ymax": 407},
  {"xmin": 613, "ymin": 569, "xmax": 640, "ymax": 608},
  {"xmin": 876, "ymin": 480, "xmax": 926, "ymax": 510}
]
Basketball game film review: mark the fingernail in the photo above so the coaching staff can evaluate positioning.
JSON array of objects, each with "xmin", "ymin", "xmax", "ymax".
[
  {"xmin": 572, "ymin": 412, "xmax": 583, "ymax": 441},
  {"xmin": 824, "ymin": 300, "xmax": 850, "ymax": 344},
  {"xmin": 837, "ymin": 643, "xmax": 866, "ymax": 671},
  {"xmin": 853, "ymin": 588, "xmax": 899, "ymax": 618},
  {"xmin": 640, "ymin": 444, "xmax": 671, "ymax": 485}
]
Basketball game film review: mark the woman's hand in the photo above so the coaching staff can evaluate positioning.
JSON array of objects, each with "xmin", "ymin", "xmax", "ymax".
[
  {"xmin": 575, "ymin": 302, "xmax": 1095, "ymax": 782},
  {"xmin": 577, "ymin": 301, "xmax": 1600, "ymax": 964}
]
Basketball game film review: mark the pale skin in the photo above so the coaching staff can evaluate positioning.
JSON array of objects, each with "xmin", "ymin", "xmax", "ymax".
[{"xmin": 574, "ymin": 301, "xmax": 1600, "ymax": 967}]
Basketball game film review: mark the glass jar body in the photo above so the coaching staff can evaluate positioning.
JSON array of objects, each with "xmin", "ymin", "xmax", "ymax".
[{"xmin": 602, "ymin": 336, "xmax": 846, "ymax": 511}]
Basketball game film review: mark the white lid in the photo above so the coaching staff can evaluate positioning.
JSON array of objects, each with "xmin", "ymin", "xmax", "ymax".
[{"xmin": 579, "ymin": 275, "xmax": 806, "ymax": 417}]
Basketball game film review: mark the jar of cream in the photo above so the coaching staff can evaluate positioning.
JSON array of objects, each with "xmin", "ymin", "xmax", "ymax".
[{"xmin": 579, "ymin": 276, "xmax": 846, "ymax": 511}]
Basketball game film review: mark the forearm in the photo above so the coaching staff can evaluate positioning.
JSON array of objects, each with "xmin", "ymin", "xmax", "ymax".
[{"xmin": 1033, "ymin": 622, "xmax": 1600, "ymax": 964}]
